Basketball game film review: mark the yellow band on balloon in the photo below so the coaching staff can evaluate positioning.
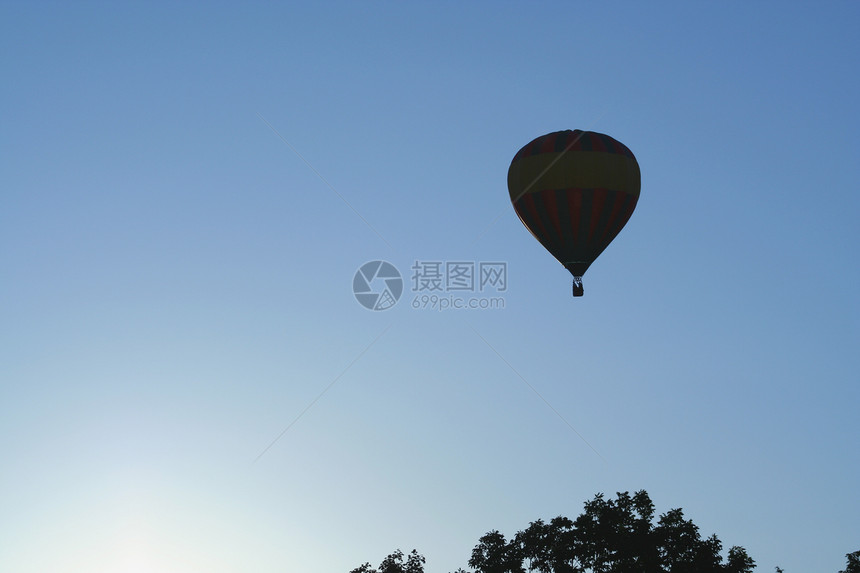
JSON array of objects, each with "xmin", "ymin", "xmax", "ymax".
[{"xmin": 508, "ymin": 151, "xmax": 641, "ymax": 201}]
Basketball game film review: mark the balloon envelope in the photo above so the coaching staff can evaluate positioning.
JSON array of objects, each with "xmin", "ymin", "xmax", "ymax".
[{"xmin": 507, "ymin": 129, "xmax": 640, "ymax": 295}]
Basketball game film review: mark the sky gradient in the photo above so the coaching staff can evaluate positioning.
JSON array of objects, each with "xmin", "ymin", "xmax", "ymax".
[{"xmin": 2, "ymin": 3, "xmax": 859, "ymax": 572}]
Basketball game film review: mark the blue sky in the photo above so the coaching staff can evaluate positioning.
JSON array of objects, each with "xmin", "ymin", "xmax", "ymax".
[{"xmin": 2, "ymin": 2, "xmax": 858, "ymax": 572}]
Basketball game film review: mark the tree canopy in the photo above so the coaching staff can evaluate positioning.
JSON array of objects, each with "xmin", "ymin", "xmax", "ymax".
[
  {"xmin": 465, "ymin": 490, "xmax": 753, "ymax": 573},
  {"xmin": 347, "ymin": 490, "xmax": 857, "ymax": 573},
  {"xmin": 839, "ymin": 551, "xmax": 860, "ymax": 573},
  {"xmin": 350, "ymin": 549, "xmax": 426, "ymax": 573}
]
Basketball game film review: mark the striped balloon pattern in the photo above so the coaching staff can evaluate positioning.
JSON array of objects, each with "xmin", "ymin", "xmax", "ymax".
[{"xmin": 507, "ymin": 130, "xmax": 640, "ymax": 294}]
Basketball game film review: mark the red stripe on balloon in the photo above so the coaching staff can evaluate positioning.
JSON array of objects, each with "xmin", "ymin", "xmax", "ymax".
[
  {"xmin": 539, "ymin": 132, "xmax": 556, "ymax": 154},
  {"xmin": 601, "ymin": 191, "xmax": 627, "ymax": 242},
  {"xmin": 588, "ymin": 189, "xmax": 607, "ymax": 241},
  {"xmin": 522, "ymin": 193, "xmax": 549, "ymax": 242},
  {"xmin": 590, "ymin": 133, "xmax": 607, "ymax": 153},
  {"xmin": 541, "ymin": 189, "xmax": 562, "ymax": 238},
  {"xmin": 567, "ymin": 189, "xmax": 582, "ymax": 243}
]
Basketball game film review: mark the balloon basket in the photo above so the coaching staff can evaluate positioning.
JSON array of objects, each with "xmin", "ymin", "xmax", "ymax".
[{"xmin": 572, "ymin": 276, "xmax": 584, "ymax": 297}]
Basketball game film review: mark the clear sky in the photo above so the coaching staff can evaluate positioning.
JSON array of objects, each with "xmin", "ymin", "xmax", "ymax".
[{"xmin": 2, "ymin": 2, "xmax": 858, "ymax": 572}]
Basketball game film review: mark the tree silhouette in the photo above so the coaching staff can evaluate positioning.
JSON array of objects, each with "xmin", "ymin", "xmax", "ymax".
[
  {"xmin": 466, "ymin": 491, "xmax": 754, "ymax": 573},
  {"xmin": 348, "ymin": 491, "xmax": 858, "ymax": 572},
  {"xmin": 840, "ymin": 551, "xmax": 860, "ymax": 573},
  {"xmin": 350, "ymin": 549, "xmax": 426, "ymax": 573},
  {"xmin": 348, "ymin": 502, "xmax": 857, "ymax": 573}
]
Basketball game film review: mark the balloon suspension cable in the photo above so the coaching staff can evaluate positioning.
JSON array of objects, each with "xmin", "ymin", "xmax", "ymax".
[{"xmin": 572, "ymin": 276, "xmax": 584, "ymax": 297}]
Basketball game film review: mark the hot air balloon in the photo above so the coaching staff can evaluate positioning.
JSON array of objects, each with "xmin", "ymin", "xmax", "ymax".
[{"xmin": 507, "ymin": 129, "xmax": 640, "ymax": 296}]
